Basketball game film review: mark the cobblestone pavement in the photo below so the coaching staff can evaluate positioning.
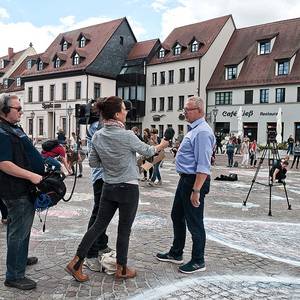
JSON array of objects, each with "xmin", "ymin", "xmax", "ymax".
[{"xmin": 0, "ymin": 153, "xmax": 299, "ymax": 299}]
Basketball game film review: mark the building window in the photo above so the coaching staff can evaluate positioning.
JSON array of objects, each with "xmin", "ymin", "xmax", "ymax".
[
  {"xmin": 174, "ymin": 44, "xmax": 181, "ymax": 55},
  {"xmin": 189, "ymin": 67, "xmax": 195, "ymax": 81},
  {"xmin": 62, "ymin": 41, "xmax": 68, "ymax": 51},
  {"xmin": 28, "ymin": 87, "xmax": 33, "ymax": 103},
  {"xmin": 120, "ymin": 36, "xmax": 124, "ymax": 45},
  {"xmin": 28, "ymin": 118, "xmax": 33, "ymax": 136},
  {"xmin": 275, "ymin": 88, "xmax": 285, "ymax": 103},
  {"xmin": 54, "ymin": 58, "xmax": 60, "ymax": 68},
  {"xmin": 38, "ymin": 86, "xmax": 44, "ymax": 102},
  {"xmin": 160, "ymin": 71, "xmax": 165, "ymax": 85},
  {"xmin": 297, "ymin": 87, "xmax": 300, "ymax": 102},
  {"xmin": 151, "ymin": 98, "xmax": 156, "ymax": 111},
  {"xmin": 158, "ymin": 48, "xmax": 165, "ymax": 58},
  {"xmin": 244, "ymin": 90, "xmax": 253, "ymax": 104},
  {"xmin": 27, "ymin": 60, "xmax": 32, "ymax": 69},
  {"xmin": 159, "ymin": 125, "xmax": 164, "ymax": 138},
  {"xmin": 168, "ymin": 70, "xmax": 174, "ymax": 84},
  {"xmin": 0, "ymin": 59, "xmax": 4, "ymax": 69},
  {"xmin": 159, "ymin": 97, "xmax": 164, "ymax": 111},
  {"xmin": 62, "ymin": 83, "xmax": 67, "ymax": 100},
  {"xmin": 226, "ymin": 66, "xmax": 237, "ymax": 80},
  {"xmin": 260, "ymin": 89, "xmax": 269, "ymax": 103},
  {"xmin": 94, "ymin": 83, "xmax": 101, "ymax": 99},
  {"xmin": 38, "ymin": 61, "xmax": 43, "ymax": 71},
  {"xmin": 50, "ymin": 84, "xmax": 55, "ymax": 101},
  {"xmin": 79, "ymin": 36, "xmax": 86, "ymax": 48},
  {"xmin": 62, "ymin": 117, "xmax": 67, "ymax": 134},
  {"xmin": 259, "ymin": 41, "xmax": 271, "ymax": 55},
  {"xmin": 178, "ymin": 125, "xmax": 184, "ymax": 135},
  {"xmin": 38, "ymin": 118, "xmax": 44, "ymax": 136},
  {"xmin": 179, "ymin": 68, "xmax": 185, "ymax": 82},
  {"xmin": 191, "ymin": 40, "xmax": 198, "ymax": 52},
  {"xmin": 179, "ymin": 96, "xmax": 184, "ymax": 110},
  {"xmin": 277, "ymin": 60, "xmax": 289, "ymax": 75},
  {"xmin": 16, "ymin": 77, "xmax": 21, "ymax": 87},
  {"xmin": 75, "ymin": 82, "xmax": 81, "ymax": 100},
  {"xmin": 215, "ymin": 92, "xmax": 232, "ymax": 105},
  {"xmin": 168, "ymin": 96, "xmax": 173, "ymax": 111},
  {"xmin": 152, "ymin": 72, "xmax": 157, "ymax": 85},
  {"xmin": 73, "ymin": 53, "xmax": 80, "ymax": 65},
  {"xmin": 3, "ymin": 79, "xmax": 8, "ymax": 88}
]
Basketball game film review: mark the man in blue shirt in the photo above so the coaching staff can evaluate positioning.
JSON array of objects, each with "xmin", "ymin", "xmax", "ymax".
[
  {"xmin": 156, "ymin": 96, "xmax": 215, "ymax": 274},
  {"xmin": 0, "ymin": 94, "xmax": 44, "ymax": 290}
]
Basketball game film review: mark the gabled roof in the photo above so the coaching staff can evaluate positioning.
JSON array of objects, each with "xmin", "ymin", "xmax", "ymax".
[
  {"xmin": 126, "ymin": 39, "xmax": 159, "ymax": 60},
  {"xmin": 207, "ymin": 17, "xmax": 300, "ymax": 90},
  {"xmin": 22, "ymin": 18, "xmax": 126, "ymax": 77},
  {"xmin": 0, "ymin": 49, "xmax": 26, "ymax": 73},
  {"xmin": 149, "ymin": 15, "xmax": 232, "ymax": 65}
]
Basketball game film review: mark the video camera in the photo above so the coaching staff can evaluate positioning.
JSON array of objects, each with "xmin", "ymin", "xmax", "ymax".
[
  {"xmin": 267, "ymin": 130, "xmax": 277, "ymax": 143},
  {"xmin": 75, "ymin": 98, "xmax": 133, "ymax": 124}
]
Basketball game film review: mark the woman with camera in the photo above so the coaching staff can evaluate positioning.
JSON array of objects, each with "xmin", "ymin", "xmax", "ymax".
[{"xmin": 66, "ymin": 96, "xmax": 169, "ymax": 281}]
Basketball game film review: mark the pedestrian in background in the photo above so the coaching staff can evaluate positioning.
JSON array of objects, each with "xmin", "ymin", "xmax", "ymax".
[
  {"xmin": 240, "ymin": 138, "xmax": 250, "ymax": 168},
  {"xmin": 291, "ymin": 140, "xmax": 300, "ymax": 169},
  {"xmin": 287, "ymin": 135, "xmax": 294, "ymax": 155},
  {"xmin": 226, "ymin": 138, "xmax": 235, "ymax": 167}
]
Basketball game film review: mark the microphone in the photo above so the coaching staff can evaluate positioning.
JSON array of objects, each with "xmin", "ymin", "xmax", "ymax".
[{"xmin": 164, "ymin": 127, "xmax": 175, "ymax": 141}]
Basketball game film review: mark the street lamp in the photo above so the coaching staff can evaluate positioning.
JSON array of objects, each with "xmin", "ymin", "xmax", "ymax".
[
  {"xmin": 67, "ymin": 105, "xmax": 73, "ymax": 139},
  {"xmin": 30, "ymin": 111, "xmax": 35, "ymax": 143},
  {"xmin": 212, "ymin": 106, "xmax": 219, "ymax": 133}
]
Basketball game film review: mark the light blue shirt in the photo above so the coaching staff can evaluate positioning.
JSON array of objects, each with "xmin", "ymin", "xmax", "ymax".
[
  {"xmin": 176, "ymin": 117, "xmax": 215, "ymax": 175},
  {"xmin": 87, "ymin": 121, "xmax": 103, "ymax": 184}
]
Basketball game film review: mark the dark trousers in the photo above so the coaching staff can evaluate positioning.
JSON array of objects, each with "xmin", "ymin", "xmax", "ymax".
[
  {"xmin": 169, "ymin": 174, "xmax": 210, "ymax": 264},
  {"xmin": 291, "ymin": 156, "xmax": 300, "ymax": 168},
  {"xmin": 77, "ymin": 183, "xmax": 139, "ymax": 265},
  {"xmin": 0, "ymin": 197, "xmax": 8, "ymax": 220},
  {"xmin": 86, "ymin": 179, "xmax": 109, "ymax": 258},
  {"xmin": 227, "ymin": 152, "xmax": 234, "ymax": 167}
]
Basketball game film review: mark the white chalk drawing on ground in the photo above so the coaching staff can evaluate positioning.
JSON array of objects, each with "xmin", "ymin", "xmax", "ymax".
[
  {"xmin": 128, "ymin": 275, "xmax": 300, "ymax": 300},
  {"xmin": 214, "ymin": 201, "xmax": 260, "ymax": 209},
  {"xmin": 205, "ymin": 218, "xmax": 300, "ymax": 267},
  {"xmin": 133, "ymin": 213, "xmax": 167, "ymax": 230},
  {"xmin": 64, "ymin": 192, "xmax": 93, "ymax": 202},
  {"xmin": 140, "ymin": 190, "xmax": 174, "ymax": 197}
]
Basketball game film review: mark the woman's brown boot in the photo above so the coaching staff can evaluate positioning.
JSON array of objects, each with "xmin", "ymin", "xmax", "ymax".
[
  {"xmin": 115, "ymin": 264, "xmax": 137, "ymax": 279},
  {"xmin": 65, "ymin": 256, "xmax": 89, "ymax": 282}
]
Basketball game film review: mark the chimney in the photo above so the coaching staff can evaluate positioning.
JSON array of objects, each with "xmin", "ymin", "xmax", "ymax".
[{"xmin": 8, "ymin": 47, "xmax": 14, "ymax": 60}]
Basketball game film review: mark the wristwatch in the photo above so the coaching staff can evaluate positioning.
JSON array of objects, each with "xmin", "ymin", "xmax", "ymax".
[{"xmin": 192, "ymin": 188, "xmax": 201, "ymax": 193}]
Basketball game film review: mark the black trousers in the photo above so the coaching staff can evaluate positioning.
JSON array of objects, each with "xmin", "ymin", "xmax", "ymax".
[
  {"xmin": 291, "ymin": 156, "xmax": 300, "ymax": 168},
  {"xmin": 86, "ymin": 179, "xmax": 109, "ymax": 258},
  {"xmin": 0, "ymin": 197, "xmax": 8, "ymax": 220},
  {"xmin": 77, "ymin": 183, "xmax": 139, "ymax": 265}
]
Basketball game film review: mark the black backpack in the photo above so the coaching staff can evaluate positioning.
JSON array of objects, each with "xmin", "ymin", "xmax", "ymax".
[{"xmin": 42, "ymin": 139, "xmax": 59, "ymax": 152}]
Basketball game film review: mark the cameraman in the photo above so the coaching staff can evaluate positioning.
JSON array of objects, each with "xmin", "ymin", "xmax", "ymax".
[
  {"xmin": 0, "ymin": 94, "xmax": 44, "ymax": 290},
  {"xmin": 270, "ymin": 160, "xmax": 289, "ymax": 183}
]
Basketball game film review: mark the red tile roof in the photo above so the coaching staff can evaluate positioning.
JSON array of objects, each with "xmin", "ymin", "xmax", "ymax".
[
  {"xmin": 22, "ymin": 18, "xmax": 126, "ymax": 77},
  {"xmin": 127, "ymin": 39, "xmax": 159, "ymax": 60},
  {"xmin": 207, "ymin": 17, "xmax": 300, "ymax": 90},
  {"xmin": 0, "ymin": 49, "xmax": 26, "ymax": 74},
  {"xmin": 149, "ymin": 15, "xmax": 232, "ymax": 65}
]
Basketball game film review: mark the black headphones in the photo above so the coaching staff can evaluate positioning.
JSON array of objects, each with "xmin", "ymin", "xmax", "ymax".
[{"xmin": 2, "ymin": 95, "xmax": 11, "ymax": 114}]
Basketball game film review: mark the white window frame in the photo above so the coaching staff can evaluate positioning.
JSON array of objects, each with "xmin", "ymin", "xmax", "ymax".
[
  {"xmin": 27, "ymin": 60, "xmax": 32, "ymax": 69},
  {"xmin": 79, "ymin": 37, "xmax": 86, "ymax": 48},
  {"xmin": 62, "ymin": 41, "xmax": 68, "ymax": 51},
  {"xmin": 38, "ymin": 61, "xmax": 43, "ymax": 70},
  {"xmin": 16, "ymin": 77, "xmax": 21, "ymax": 87},
  {"xmin": 226, "ymin": 66, "xmax": 237, "ymax": 80},
  {"xmin": 159, "ymin": 48, "xmax": 165, "ymax": 58},
  {"xmin": 55, "ymin": 57, "xmax": 60, "ymax": 68},
  {"xmin": 174, "ymin": 44, "xmax": 181, "ymax": 55},
  {"xmin": 73, "ymin": 53, "xmax": 80, "ymax": 65},
  {"xmin": 191, "ymin": 40, "xmax": 198, "ymax": 52},
  {"xmin": 259, "ymin": 41, "xmax": 271, "ymax": 55}
]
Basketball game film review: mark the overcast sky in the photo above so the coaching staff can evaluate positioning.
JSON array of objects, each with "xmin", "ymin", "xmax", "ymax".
[{"xmin": 1, "ymin": 0, "xmax": 300, "ymax": 55}]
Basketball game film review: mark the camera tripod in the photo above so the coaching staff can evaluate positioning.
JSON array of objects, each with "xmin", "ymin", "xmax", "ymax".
[{"xmin": 243, "ymin": 140, "xmax": 291, "ymax": 216}]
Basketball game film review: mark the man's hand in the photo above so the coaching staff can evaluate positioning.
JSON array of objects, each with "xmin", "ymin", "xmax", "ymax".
[
  {"xmin": 29, "ymin": 173, "xmax": 43, "ymax": 185},
  {"xmin": 190, "ymin": 191, "xmax": 200, "ymax": 208}
]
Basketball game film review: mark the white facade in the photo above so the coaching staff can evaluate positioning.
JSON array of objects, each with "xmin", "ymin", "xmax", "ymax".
[
  {"xmin": 207, "ymin": 84, "xmax": 300, "ymax": 144},
  {"xmin": 143, "ymin": 17, "xmax": 235, "ymax": 138},
  {"xmin": 23, "ymin": 75, "xmax": 115, "ymax": 140}
]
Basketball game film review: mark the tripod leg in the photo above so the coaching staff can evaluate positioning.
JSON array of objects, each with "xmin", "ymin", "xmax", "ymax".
[
  {"xmin": 244, "ymin": 181, "xmax": 255, "ymax": 206},
  {"xmin": 282, "ymin": 182, "xmax": 292, "ymax": 210},
  {"xmin": 268, "ymin": 183, "xmax": 272, "ymax": 216}
]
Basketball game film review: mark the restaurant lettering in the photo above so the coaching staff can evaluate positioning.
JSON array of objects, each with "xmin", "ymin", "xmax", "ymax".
[{"xmin": 222, "ymin": 110, "xmax": 254, "ymax": 118}]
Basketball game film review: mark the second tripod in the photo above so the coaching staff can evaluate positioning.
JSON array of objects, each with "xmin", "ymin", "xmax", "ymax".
[{"xmin": 243, "ymin": 140, "xmax": 291, "ymax": 216}]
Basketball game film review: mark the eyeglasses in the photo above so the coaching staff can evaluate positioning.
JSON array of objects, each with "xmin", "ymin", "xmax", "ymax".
[
  {"xmin": 9, "ymin": 106, "xmax": 23, "ymax": 112},
  {"xmin": 183, "ymin": 107, "xmax": 198, "ymax": 113}
]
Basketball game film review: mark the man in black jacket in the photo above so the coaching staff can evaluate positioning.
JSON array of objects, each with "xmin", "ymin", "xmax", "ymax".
[{"xmin": 0, "ymin": 94, "xmax": 44, "ymax": 290}]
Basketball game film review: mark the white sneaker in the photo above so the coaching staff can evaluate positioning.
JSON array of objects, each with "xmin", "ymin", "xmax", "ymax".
[
  {"xmin": 83, "ymin": 257, "xmax": 101, "ymax": 272},
  {"xmin": 98, "ymin": 246, "xmax": 113, "ymax": 257},
  {"xmin": 155, "ymin": 180, "xmax": 162, "ymax": 186}
]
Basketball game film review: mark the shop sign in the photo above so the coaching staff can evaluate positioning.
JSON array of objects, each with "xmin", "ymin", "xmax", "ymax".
[
  {"xmin": 42, "ymin": 102, "xmax": 62, "ymax": 110},
  {"xmin": 222, "ymin": 110, "xmax": 254, "ymax": 118}
]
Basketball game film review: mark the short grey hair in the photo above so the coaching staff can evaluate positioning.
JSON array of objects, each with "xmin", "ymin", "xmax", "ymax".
[
  {"xmin": 187, "ymin": 96, "xmax": 204, "ymax": 112},
  {"xmin": 0, "ymin": 93, "xmax": 11, "ymax": 114}
]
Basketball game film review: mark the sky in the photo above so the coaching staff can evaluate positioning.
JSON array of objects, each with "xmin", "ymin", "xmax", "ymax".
[{"xmin": 1, "ymin": 0, "xmax": 300, "ymax": 55}]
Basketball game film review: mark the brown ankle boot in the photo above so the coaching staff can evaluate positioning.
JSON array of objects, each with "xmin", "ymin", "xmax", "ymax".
[
  {"xmin": 65, "ymin": 256, "xmax": 89, "ymax": 282},
  {"xmin": 115, "ymin": 263, "xmax": 137, "ymax": 279}
]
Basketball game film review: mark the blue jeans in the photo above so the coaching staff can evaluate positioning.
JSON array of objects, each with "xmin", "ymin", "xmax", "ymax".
[
  {"xmin": 2, "ymin": 195, "xmax": 35, "ymax": 280},
  {"xmin": 169, "ymin": 174, "xmax": 210, "ymax": 264},
  {"xmin": 44, "ymin": 157, "xmax": 61, "ymax": 171},
  {"xmin": 151, "ymin": 163, "xmax": 161, "ymax": 182},
  {"xmin": 287, "ymin": 144, "xmax": 293, "ymax": 154}
]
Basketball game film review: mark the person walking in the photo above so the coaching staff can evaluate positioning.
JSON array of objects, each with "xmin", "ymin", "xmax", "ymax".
[
  {"xmin": 226, "ymin": 138, "xmax": 235, "ymax": 167},
  {"xmin": 0, "ymin": 94, "xmax": 44, "ymax": 290},
  {"xmin": 65, "ymin": 96, "xmax": 169, "ymax": 281},
  {"xmin": 240, "ymin": 138, "xmax": 250, "ymax": 168},
  {"xmin": 287, "ymin": 135, "xmax": 294, "ymax": 155},
  {"xmin": 156, "ymin": 96, "xmax": 215, "ymax": 274},
  {"xmin": 291, "ymin": 140, "xmax": 300, "ymax": 169},
  {"xmin": 249, "ymin": 140, "xmax": 258, "ymax": 167}
]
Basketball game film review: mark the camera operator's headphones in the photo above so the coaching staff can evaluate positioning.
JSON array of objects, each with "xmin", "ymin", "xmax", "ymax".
[{"xmin": 1, "ymin": 95, "xmax": 11, "ymax": 115}]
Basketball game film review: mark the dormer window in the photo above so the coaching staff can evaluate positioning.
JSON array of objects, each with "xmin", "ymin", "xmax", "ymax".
[
  {"xmin": 158, "ymin": 48, "xmax": 165, "ymax": 58},
  {"xmin": 174, "ymin": 44, "xmax": 181, "ymax": 55},
  {"xmin": 259, "ymin": 40, "xmax": 271, "ymax": 55},
  {"xmin": 277, "ymin": 60, "xmax": 289, "ymax": 75},
  {"xmin": 27, "ymin": 60, "xmax": 32, "ymax": 69},
  {"xmin": 16, "ymin": 77, "xmax": 21, "ymax": 87},
  {"xmin": 73, "ymin": 53, "xmax": 80, "ymax": 65},
  {"xmin": 226, "ymin": 66, "xmax": 237, "ymax": 80},
  {"xmin": 54, "ymin": 57, "xmax": 61, "ymax": 68},
  {"xmin": 62, "ymin": 41, "xmax": 68, "ymax": 51},
  {"xmin": 79, "ymin": 37, "xmax": 86, "ymax": 48},
  {"xmin": 0, "ymin": 59, "xmax": 4, "ymax": 69},
  {"xmin": 37, "ymin": 61, "xmax": 43, "ymax": 71},
  {"xmin": 191, "ymin": 40, "xmax": 198, "ymax": 52},
  {"xmin": 4, "ymin": 79, "xmax": 8, "ymax": 88}
]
